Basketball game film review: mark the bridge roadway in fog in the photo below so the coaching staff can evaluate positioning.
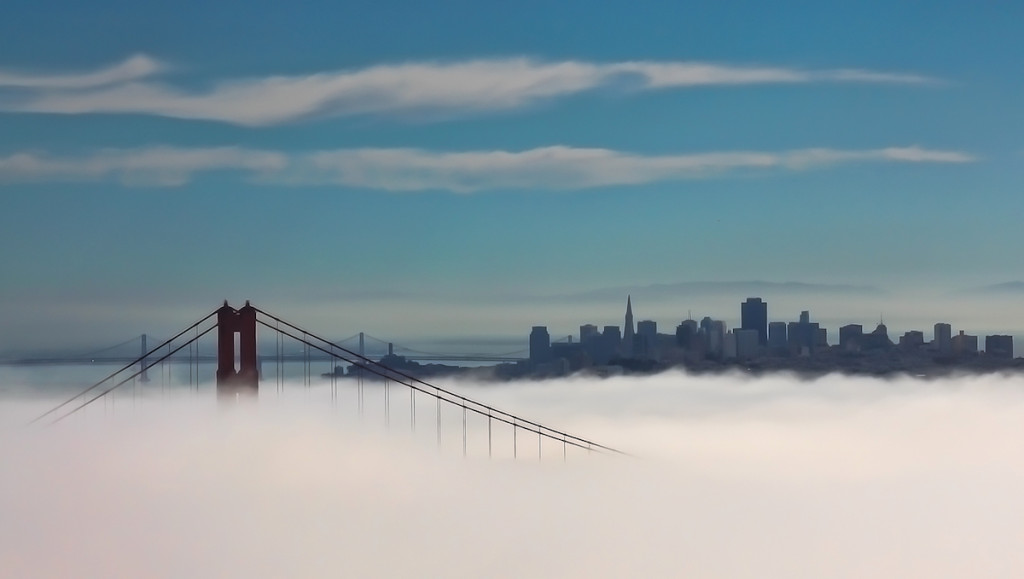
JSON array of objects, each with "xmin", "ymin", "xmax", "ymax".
[{"xmin": 0, "ymin": 353, "xmax": 527, "ymax": 366}]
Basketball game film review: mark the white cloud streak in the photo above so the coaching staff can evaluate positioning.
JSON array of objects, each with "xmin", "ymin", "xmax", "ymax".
[
  {"xmin": 295, "ymin": 145, "xmax": 974, "ymax": 192},
  {"xmin": 0, "ymin": 54, "xmax": 163, "ymax": 89},
  {"xmin": 0, "ymin": 145, "xmax": 974, "ymax": 190},
  {"xmin": 0, "ymin": 55, "xmax": 939, "ymax": 126},
  {"xmin": 0, "ymin": 147, "xmax": 287, "ymax": 186}
]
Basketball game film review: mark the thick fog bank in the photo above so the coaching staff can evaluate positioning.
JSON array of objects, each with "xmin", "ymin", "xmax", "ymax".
[{"xmin": 2, "ymin": 372, "xmax": 1024, "ymax": 578}]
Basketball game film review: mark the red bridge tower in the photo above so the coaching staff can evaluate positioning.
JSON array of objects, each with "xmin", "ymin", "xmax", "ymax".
[{"xmin": 217, "ymin": 301, "xmax": 259, "ymax": 397}]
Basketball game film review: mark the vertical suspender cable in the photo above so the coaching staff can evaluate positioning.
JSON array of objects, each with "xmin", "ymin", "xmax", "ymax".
[
  {"xmin": 410, "ymin": 388, "xmax": 416, "ymax": 432},
  {"xmin": 384, "ymin": 378, "xmax": 390, "ymax": 428},
  {"xmin": 358, "ymin": 366, "xmax": 364, "ymax": 417},
  {"xmin": 329, "ymin": 343, "xmax": 336, "ymax": 403},
  {"xmin": 513, "ymin": 420, "xmax": 517, "ymax": 460}
]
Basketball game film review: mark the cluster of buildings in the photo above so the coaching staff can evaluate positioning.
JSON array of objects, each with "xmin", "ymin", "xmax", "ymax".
[{"xmin": 525, "ymin": 296, "xmax": 1017, "ymax": 377}]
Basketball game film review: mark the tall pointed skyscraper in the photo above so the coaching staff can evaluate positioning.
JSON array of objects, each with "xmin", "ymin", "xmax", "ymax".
[{"xmin": 622, "ymin": 295, "xmax": 635, "ymax": 357}]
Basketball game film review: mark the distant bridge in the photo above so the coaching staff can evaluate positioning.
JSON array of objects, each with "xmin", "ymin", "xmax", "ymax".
[
  {"xmin": 3, "ymin": 332, "xmax": 528, "ymax": 366},
  {"xmin": 1, "ymin": 353, "xmax": 527, "ymax": 366}
]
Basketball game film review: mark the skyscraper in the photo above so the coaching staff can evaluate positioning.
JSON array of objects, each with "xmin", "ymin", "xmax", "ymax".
[
  {"xmin": 622, "ymin": 295, "xmax": 636, "ymax": 357},
  {"xmin": 788, "ymin": 311, "xmax": 820, "ymax": 354},
  {"xmin": 740, "ymin": 297, "xmax": 768, "ymax": 345},
  {"xmin": 708, "ymin": 320, "xmax": 726, "ymax": 358},
  {"xmin": 952, "ymin": 330, "xmax": 978, "ymax": 355},
  {"xmin": 637, "ymin": 320, "xmax": 657, "ymax": 359},
  {"xmin": 529, "ymin": 326, "xmax": 551, "ymax": 366},
  {"xmin": 934, "ymin": 323, "xmax": 952, "ymax": 354},
  {"xmin": 735, "ymin": 329, "xmax": 759, "ymax": 360},
  {"xmin": 985, "ymin": 335, "xmax": 1014, "ymax": 358},
  {"xmin": 579, "ymin": 324, "xmax": 602, "ymax": 364},
  {"xmin": 839, "ymin": 324, "xmax": 863, "ymax": 349},
  {"xmin": 768, "ymin": 321, "xmax": 787, "ymax": 351},
  {"xmin": 579, "ymin": 324, "xmax": 600, "ymax": 343},
  {"xmin": 602, "ymin": 326, "xmax": 621, "ymax": 363},
  {"xmin": 676, "ymin": 319, "xmax": 698, "ymax": 349}
]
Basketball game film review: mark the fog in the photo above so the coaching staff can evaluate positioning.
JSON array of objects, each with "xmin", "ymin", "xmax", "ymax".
[{"xmin": 2, "ymin": 371, "xmax": 1024, "ymax": 577}]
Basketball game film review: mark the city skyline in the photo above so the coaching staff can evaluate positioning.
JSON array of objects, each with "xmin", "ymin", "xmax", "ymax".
[
  {"xmin": 526, "ymin": 293, "xmax": 1016, "ymax": 365},
  {"xmin": 2, "ymin": 2, "xmax": 1023, "ymax": 351}
]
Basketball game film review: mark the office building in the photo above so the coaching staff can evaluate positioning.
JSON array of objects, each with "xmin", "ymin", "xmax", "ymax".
[
  {"xmin": 985, "ymin": 335, "xmax": 1014, "ymax": 358},
  {"xmin": 529, "ymin": 326, "xmax": 551, "ymax": 365},
  {"xmin": 580, "ymin": 324, "xmax": 600, "ymax": 343},
  {"xmin": 601, "ymin": 326, "xmax": 621, "ymax": 363},
  {"xmin": 551, "ymin": 342, "xmax": 588, "ymax": 371},
  {"xmin": 741, "ymin": 297, "xmax": 768, "ymax": 345},
  {"xmin": 934, "ymin": 323, "xmax": 952, "ymax": 354},
  {"xmin": 622, "ymin": 296, "xmax": 635, "ymax": 358},
  {"xmin": 723, "ymin": 330, "xmax": 737, "ymax": 359},
  {"xmin": 899, "ymin": 330, "xmax": 925, "ymax": 349},
  {"xmin": 788, "ymin": 311, "xmax": 820, "ymax": 354},
  {"xmin": 579, "ymin": 324, "xmax": 602, "ymax": 364},
  {"xmin": 839, "ymin": 324, "xmax": 863, "ymax": 350},
  {"xmin": 708, "ymin": 320, "xmax": 726, "ymax": 358},
  {"xmin": 676, "ymin": 319, "xmax": 698, "ymax": 349},
  {"xmin": 637, "ymin": 320, "xmax": 657, "ymax": 359},
  {"xmin": 952, "ymin": 330, "xmax": 978, "ymax": 355},
  {"xmin": 768, "ymin": 321, "xmax": 787, "ymax": 351},
  {"xmin": 735, "ymin": 329, "xmax": 759, "ymax": 360},
  {"xmin": 856, "ymin": 324, "xmax": 892, "ymax": 350}
]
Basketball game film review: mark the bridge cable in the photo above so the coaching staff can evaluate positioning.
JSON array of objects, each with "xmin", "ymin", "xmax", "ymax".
[
  {"xmin": 257, "ymin": 311, "xmax": 588, "ymax": 445},
  {"xmin": 256, "ymin": 314, "xmax": 618, "ymax": 454},
  {"xmin": 29, "ymin": 310, "xmax": 219, "ymax": 425},
  {"xmin": 363, "ymin": 335, "xmax": 527, "ymax": 359},
  {"xmin": 257, "ymin": 318, "xmax": 612, "ymax": 454},
  {"xmin": 254, "ymin": 308, "xmax": 624, "ymax": 455},
  {"xmin": 46, "ymin": 324, "xmax": 216, "ymax": 425},
  {"xmin": 68, "ymin": 334, "xmax": 146, "ymax": 359},
  {"xmin": 256, "ymin": 315, "xmax": 605, "ymax": 453}
]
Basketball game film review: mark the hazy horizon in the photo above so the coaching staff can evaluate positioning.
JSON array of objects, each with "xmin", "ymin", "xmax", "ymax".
[{"xmin": 4, "ymin": 280, "xmax": 1024, "ymax": 356}]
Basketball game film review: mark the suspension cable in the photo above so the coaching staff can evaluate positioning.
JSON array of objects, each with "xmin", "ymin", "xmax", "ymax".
[
  {"xmin": 47, "ymin": 324, "xmax": 217, "ymax": 424},
  {"xmin": 255, "ymin": 313, "xmax": 624, "ymax": 455},
  {"xmin": 29, "ymin": 309, "xmax": 219, "ymax": 425}
]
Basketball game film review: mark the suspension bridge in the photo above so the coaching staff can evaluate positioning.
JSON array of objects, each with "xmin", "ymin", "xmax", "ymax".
[{"xmin": 29, "ymin": 301, "xmax": 624, "ymax": 459}]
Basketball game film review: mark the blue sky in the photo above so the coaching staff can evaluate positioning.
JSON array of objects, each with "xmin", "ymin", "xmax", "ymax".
[{"xmin": 1, "ymin": 1, "xmax": 1022, "ymax": 351}]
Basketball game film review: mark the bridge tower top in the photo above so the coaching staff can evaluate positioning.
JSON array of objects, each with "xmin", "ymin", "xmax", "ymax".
[{"xmin": 216, "ymin": 301, "xmax": 258, "ymax": 397}]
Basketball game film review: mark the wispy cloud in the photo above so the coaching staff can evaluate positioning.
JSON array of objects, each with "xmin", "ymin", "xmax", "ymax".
[
  {"xmin": 0, "ymin": 55, "xmax": 940, "ymax": 126},
  {"xmin": 290, "ymin": 145, "xmax": 975, "ymax": 192},
  {"xmin": 0, "ymin": 54, "xmax": 163, "ymax": 89},
  {"xmin": 0, "ymin": 147, "xmax": 287, "ymax": 186},
  {"xmin": 0, "ymin": 145, "xmax": 973, "ymax": 191}
]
